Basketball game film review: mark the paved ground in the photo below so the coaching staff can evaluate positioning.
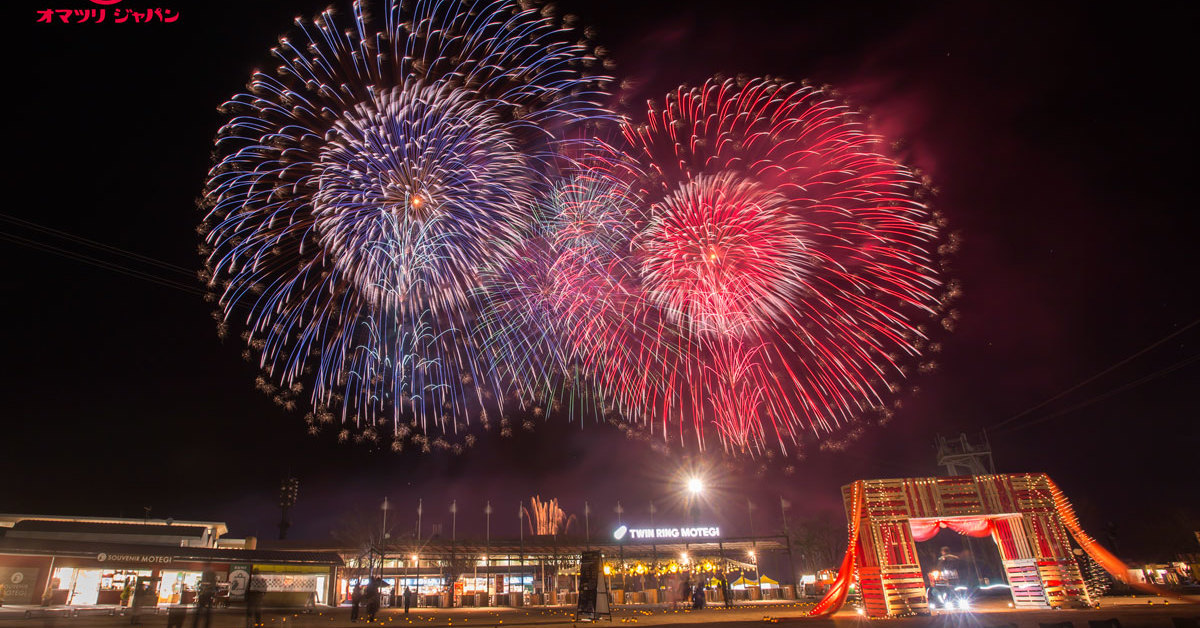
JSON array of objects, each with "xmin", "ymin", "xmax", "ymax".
[{"xmin": 1, "ymin": 598, "xmax": 1197, "ymax": 628}]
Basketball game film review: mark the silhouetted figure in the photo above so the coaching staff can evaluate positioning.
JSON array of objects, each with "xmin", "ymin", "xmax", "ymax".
[
  {"xmin": 130, "ymin": 583, "xmax": 153, "ymax": 625},
  {"xmin": 721, "ymin": 576, "xmax": 733, "ymax": 608},
  {"xmin": 245, "ymin": 570, "xmax": 267, "ymax": 628},
  {"xmin": 350, "ymin": 585, "xmax": 362, "ymax": 622},
  {"xmin": 936, "ymin": 546, "xmax": 961, "ymax": 586},
  {"xmin": 402, "ymin": 586, "xmax": 412, "ymax": 614},
  {"xmin": 363, "ymin": 579, "xmax": 380, "ymax": 622},
  {"xmin": 692, "ymin": 583, "xmax": 705, "ymax": 609},
  {"xmin": 192, "ymin": 568, "xmax": 217, "ymax": 628}
]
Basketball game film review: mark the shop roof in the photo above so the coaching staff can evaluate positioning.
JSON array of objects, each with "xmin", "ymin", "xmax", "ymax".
[
  {"xmin": 259, "ymin": 534, "xmax": 789, "ymax": 559},
  {"xmin": 0, "ymin": 537, "xmax": 343, "ymax": 566},
  {"xmin": 0, "ymin": 514, "xmax": 228, "ymax": 537},
  {"xmin": 9, "ymin": 519, "xmax": 210, "ymax": 537}
]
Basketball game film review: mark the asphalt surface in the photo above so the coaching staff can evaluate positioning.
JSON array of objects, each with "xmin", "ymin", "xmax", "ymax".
[{"xmin": 1, "ymin": 598, "xmax": 1197, "ymax": 628}]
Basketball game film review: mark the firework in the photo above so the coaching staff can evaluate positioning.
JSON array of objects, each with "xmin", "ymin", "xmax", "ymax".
[
  {"xmin": 602, "ymin": 77, "xmax": 951, "ymax": 455},
  {"xmin": 523, "ymin": 495, "xmax": 576, "ymax": 536},
  {"xmin": 476, "ymin": 167, "xmax": 652, "ymax": 420},
  {"xmin": 200, "ymin": 0, "xmax": 611, "ymax": 445}
]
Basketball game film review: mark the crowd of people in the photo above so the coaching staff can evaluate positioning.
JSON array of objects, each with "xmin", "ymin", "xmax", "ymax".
[
  {"xmin": 675, "ymin": 575, "xmax": 735, "ymax": 610},
  {"xmin": 349, "ymin": 579, "xmax": 414, "ymax": 622}
]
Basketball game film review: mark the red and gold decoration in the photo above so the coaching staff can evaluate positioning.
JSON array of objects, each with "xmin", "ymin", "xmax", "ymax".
[{"xmin": 810, "ymin": 473, "xmax": 1183, "ymax": 618}]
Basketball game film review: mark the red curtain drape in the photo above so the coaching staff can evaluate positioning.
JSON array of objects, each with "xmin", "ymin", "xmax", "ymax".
[
  {"xmin": 909, "ymin": 517, "xmax": 993, "ymax": 542},
  {"xmin": 809, "ymin": 481, "xmax": 864, "ymax": 617},
  {"xmin": 1046, "ymin": 477, "xmax": 1195, "ymax": 602}
]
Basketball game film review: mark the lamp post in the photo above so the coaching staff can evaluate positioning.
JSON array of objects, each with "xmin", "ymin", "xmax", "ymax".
[
  {"xmin": 381, "ymin": 497, "xmax": 390, "ymax": 586},
  {"xmin": 450, "ymin": 500, "xmax": 458, "ymax": 606},
  {"xmin": 750, "ymin": 550, "xmax": 760, "ymax": 594},
  {"xmin": 686, "ymin": 476, "xmax": 703, "ymax": 525},
  {"xmin": 484, "ymin": 501, "xmax": 493, "ymax": 603},
  {"xmin": 412, "ymin": 554, "xmax": 420, "ymax": 601},
  {"xmin": 649, "ymin": 501, "xmax": 658, "ymax": 592},
  {"xmin": 519, "ymin": 502, "xmax": 525, "ymax": 596},
  {"xmin": 615, "ymin": 502, "xmax": 625, "ymax": 591},
  {"xmin": 685, "ymin": 476, "xmax": 703, "ymax": 581}
]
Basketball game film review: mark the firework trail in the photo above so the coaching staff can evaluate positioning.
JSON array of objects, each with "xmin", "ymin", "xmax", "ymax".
[
  {"xmin": 596, "ymin": 77, "xmax": 953, "ymax": 455},
  {"xmin": 199, "ymin": 0, "xmax": 611, "ymax": 448},
  {"xmin": 522, "ymin": 495, "xmax": 576, "ymax": 536}
]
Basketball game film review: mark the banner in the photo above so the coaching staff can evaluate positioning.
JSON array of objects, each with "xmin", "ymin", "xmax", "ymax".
[{"xmin": 0, "ymin": 568, "xmax": 40, "ymax": 604}]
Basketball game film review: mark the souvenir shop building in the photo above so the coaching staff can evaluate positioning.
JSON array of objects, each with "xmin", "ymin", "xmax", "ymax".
[{"xmin": 0, "ymin": 514, "xmax": 342, "ymax": 608}]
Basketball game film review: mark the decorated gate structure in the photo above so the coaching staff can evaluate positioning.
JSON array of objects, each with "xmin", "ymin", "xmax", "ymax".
[{"xmin": 817, "ymin": 473, "xmax": 1093, "ymax": 618}]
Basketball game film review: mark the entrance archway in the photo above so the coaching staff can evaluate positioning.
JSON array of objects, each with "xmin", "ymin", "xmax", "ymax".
[{"xmin": 808, "ymin": 473, "xmax": 1175, "ymax": 618}]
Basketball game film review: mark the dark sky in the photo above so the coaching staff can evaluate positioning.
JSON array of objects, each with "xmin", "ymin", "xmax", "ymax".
[{"xmin": 3, "ymin": 1, "xmax": 1196, "ymax": 561}]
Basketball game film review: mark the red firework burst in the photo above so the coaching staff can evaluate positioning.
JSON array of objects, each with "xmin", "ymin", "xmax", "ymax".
[{"xmin": 600, "ymin": 77, "xmax": 950, "ymax": 455}]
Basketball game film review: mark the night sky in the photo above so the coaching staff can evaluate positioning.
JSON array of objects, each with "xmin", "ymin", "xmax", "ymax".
[{"xmin": 3, "ymin": 1, "xmax": 1196, "ymax": 561}]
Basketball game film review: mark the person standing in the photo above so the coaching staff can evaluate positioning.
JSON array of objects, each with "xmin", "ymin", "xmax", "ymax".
[
  {"xmin": 245, "ymin": 570, "xmax": 267, "ymax": 628},
  {"xmin": 350, "ymin": 585, "xmax": 362, "ymax": 622},
  {"xmin": 721, "ymin": 576, "xmax": 733, "ymax": 609},
  {"xmin": 130, "ymin": 582, "xmax": 152, "ymax": 625},
  {"xmin": 402, "ymin": 586, "xmax": 411, "ymax": 615},
  {"xmin": 363, "ymin": 579, "xmax": 380, "ymax": 623},
  {"xmin": 192, "ymin": 568, "xmax": 216, "ymax": 628}
]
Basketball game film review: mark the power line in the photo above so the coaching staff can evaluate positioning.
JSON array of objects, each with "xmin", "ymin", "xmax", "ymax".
[
  {"xmin": 0, "ymin": 212, "xmax": 196, "ymax": 277},
  {"xmin": 995, "ymin": 352, "xmax": 1200, "ymax": 433},
  {"xmin": 988, "ymin": 316, "xmax": 1200, "ymax": 431},
  {"xmin": 0, "ymin": 231, "xmax": 206, "ymax": 296}
]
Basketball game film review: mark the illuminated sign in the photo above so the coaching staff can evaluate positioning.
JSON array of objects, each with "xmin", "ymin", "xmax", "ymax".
[
  {"xmin": 96, "ymin": 552, "xmax": 173, "ymax": 564},
  {"xmin": 612, "ymin": 526, "xmax": 721, "ymax": 541}
]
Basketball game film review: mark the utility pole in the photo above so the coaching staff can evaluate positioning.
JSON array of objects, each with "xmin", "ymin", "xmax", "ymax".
[
  {"xmin": 380, "ymin": 497, "xmax": 390, "ymax": 583},
  {"xmin": 584, "ymin": 502, "xmax": 591, "ymax": 549},
  {"xmin": 780, "ymin": 496, "xmax": 796, "ymax": 587}
]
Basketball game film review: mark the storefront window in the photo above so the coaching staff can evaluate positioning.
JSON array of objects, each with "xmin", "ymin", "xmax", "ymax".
[{"xmin": 50, "ymin": 567, "xmax": 154, "ymax": 606}]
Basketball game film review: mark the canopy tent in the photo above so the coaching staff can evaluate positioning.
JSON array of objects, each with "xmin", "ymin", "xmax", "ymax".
[{"xmin": 730, "ymin": 575, "xmax": 779, "ymax": 589}]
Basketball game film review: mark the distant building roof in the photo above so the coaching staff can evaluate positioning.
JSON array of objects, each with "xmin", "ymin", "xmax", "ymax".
[
  {"xmin": 10, "ymin": 519, "xmax": 209, "ymax": 537},
  {"xmin": 0, "ymin": 514, "xmax": 228, "ymax": 537}
]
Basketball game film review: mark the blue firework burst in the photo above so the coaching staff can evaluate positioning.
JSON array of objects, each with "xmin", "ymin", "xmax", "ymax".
[{"xmin": 200, "ymin": 0, "xmax": 612, "ymax": 447}]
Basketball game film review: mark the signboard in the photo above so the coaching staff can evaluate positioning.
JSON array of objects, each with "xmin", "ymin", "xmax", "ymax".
[
  {"xmin": 228, "ymin": 564, "xmax": 251, "ymax": 601},
  {"xmin": 96, "ymin": 552, "xmax": 173, "ymax": 564},
  {"xmin": 612, "ymin": 525, "xmax": 721, "ymax": 541},
  {"xmin": 0, "ymin": 567, "xmax": 40, "ymax": 604},
  {"xmin": 576, "ymin": 551, "xmax": 609, "ymax": 620}
]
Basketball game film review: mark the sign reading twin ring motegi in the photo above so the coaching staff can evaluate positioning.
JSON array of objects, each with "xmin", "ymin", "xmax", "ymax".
[
  {"xmin": 96, "ymin": 552, "xmax": 173, "ymax": 564},
  {"xmin": 612, "ymin": 525, "xmax": 721, "ymax": 541}
]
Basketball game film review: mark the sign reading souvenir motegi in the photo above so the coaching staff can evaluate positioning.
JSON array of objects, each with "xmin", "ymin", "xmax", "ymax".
[
  {"xmin": 614, "ymin": 525, "xmax": 721, "ymax": 541},
  {"xmin": 0, "ymin": 567, "xmax": 40, "ymax": 604},
  {"xmin": 95, "ymin": 552, "xmax": 173, "ymax": 564}
]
